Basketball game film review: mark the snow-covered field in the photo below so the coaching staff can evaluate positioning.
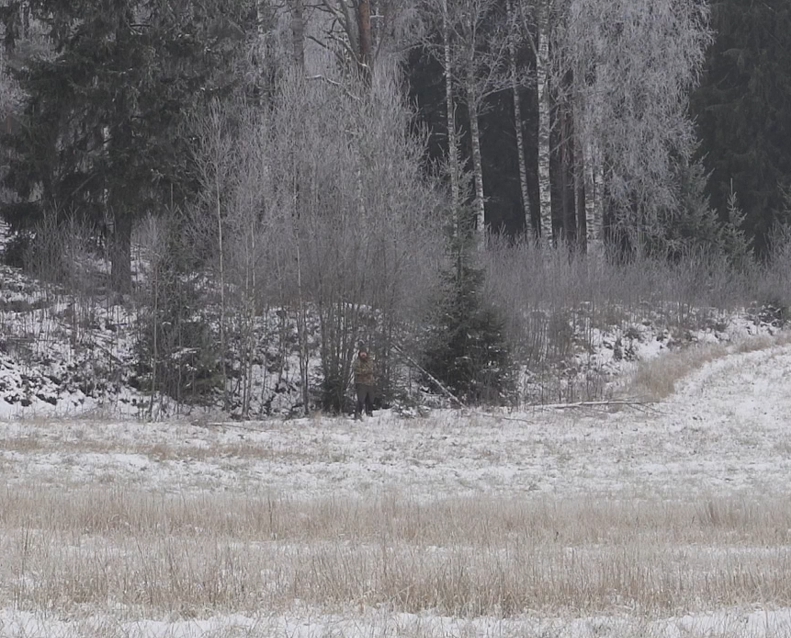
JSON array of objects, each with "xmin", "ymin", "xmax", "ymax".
[{"xmin": 2, "ymin": 337, "xmax": 791, "ymax": 636}]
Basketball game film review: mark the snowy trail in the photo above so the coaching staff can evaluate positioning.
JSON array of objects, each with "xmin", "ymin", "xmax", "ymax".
[{"xmin": 2, "ymin": 340, "xmax": 791, "ymax": 502}]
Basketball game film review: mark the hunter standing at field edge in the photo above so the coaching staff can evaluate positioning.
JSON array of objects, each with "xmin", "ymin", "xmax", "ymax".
[{"xmin": 353, "ymin": 349, "xmax": 376, "ymax": 420}]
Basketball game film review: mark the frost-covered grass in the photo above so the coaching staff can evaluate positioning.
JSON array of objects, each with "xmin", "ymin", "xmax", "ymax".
[
  {"xmin": 3, "ymin": 487, "xmax": 791, "ymax": 618},
  {"xmin": 2, "ymin": 338, "xmax": 791, "ymax": 636}
]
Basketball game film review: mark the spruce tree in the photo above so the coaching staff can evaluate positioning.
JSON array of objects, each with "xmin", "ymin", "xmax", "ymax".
[
  {"xmin": 691, "ymin": 0, "xmax": 791, "ymax": 255},
  {"xmin": 1, "ymin": 0, "xmax": 258, "ymax": 291},
  {"xmin": 424, "ymin": 216, "xmax": 513, "ymax": 405}
]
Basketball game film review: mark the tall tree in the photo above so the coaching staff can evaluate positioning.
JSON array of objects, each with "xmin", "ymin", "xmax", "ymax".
[
  {"xmin": 454, "ymin": 0, "xmax": 509, "ymax": 240},
  {"xmin": 556, "ymin": 0, "xmax": 712, "ymax": 252},
  {"xmin": 441, "ymin": 0, "xmax": 462, "ymax": 223},
  {"xmin": 289, "ymin": 0, "xmax": 306, "ymax": 71},
  {"xmin": 316, "ymin": 0, "xmax": 421, "ymax": 81},
  {"xmin": 691, "ymin": 0, "xmax": 791, "ymax": 253},
  {"xmin": 534, "ymin": 0, "xmax": 553, "ymax": 244},
  {"xmin": 507, "ymin": 0, "xmax": 532, "ymax": 236},
  {"xmin": 422, "ymin": 0, "xmax": 509, "ymax": 240},
  {"xmin": 1, "ymin": 0, "xmax": 258, "ymax": 291},
  {"xmin": 507, "ymin": 0, "xmax": 555, "ymax": 244}
]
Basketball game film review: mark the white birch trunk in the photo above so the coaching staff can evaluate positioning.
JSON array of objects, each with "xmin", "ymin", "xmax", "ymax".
[
  {"xmin": 442, "ymin": 0, "xmax": 461, "ymax": 224},
  {"xmin": 467, "ymin": 76, "xmax": 486, "ymax": 241},
  {"xmin": 536, "ymin": 3, "xmax": 552, "ymax": 246},
  {"xmin": 508, "ymin": 0, "xmax": 531, "ymax": 235},
  {"xmin": 581, "ymin": 134, "xmax": 604, "ymax": 257}
]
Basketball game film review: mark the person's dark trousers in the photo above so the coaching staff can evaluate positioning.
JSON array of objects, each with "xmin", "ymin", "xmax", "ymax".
[{"xmin": 355, "ymin": 383, "xmax": 375, "ymax": 418}]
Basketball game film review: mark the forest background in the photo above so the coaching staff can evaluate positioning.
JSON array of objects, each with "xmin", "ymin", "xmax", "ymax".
[{"xmin": 0, "ymin": 0, "xmax": 789, "ymax": 418}]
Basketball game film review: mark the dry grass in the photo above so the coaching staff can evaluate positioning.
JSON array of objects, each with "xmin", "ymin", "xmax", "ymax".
[
  {"xmin": 0, "ymin": 435, "xmax": 315, "ymax": 465},
  {"xmin": 629, "ymin": 332, "xmax": 791, "ymax": 401},
  {"xmin": 630, "ymin": 343, "xmax": 729, "ymax": 400},
  {"xmin": 1, "ymin": 486, "xmax": 790, "ymax": 620}
]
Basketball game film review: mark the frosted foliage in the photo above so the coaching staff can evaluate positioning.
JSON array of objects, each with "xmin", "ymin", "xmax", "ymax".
[{"xmin": 560, "ymin": 0, "xmax": 712, "ymax": 235}]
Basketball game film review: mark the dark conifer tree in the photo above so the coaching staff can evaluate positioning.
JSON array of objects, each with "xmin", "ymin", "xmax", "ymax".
[
  {"xmin": 1, "ymin": 0, "xmax": 258, "ymax": 291},
  {"xmin": 423, "ymin": 212, "xmax": 514, "ymax": 405},
  {"xmin": 691, "ymin": 0, "xmax": 791, "ymax": 254}
]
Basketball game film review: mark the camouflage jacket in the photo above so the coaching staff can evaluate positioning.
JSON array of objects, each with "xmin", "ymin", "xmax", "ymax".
[{"xmin": 353, "ymin": 357, "xmax": 376, "ymax": 386}]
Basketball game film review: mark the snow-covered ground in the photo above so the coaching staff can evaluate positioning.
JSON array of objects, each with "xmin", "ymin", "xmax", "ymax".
[
  {"xmin": 2, "ymin": 337, "xmax": 791, "ymax": 636},
  {"xmin": 4, "ymin": 341, "xmax": 791, "ymax": 501}
]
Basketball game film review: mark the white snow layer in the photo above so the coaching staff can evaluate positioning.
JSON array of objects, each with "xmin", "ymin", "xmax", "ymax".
[{"xmin": 2, "ymin": 338, "xmax": 791, "ymax": 635}]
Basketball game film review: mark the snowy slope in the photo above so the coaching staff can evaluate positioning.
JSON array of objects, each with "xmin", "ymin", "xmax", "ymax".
[
  {"xmin": 1, "ymin": 338, "xmax": 791, "ymax": 636},
  {"xmin": 2, "ymin": 339, "xmax": 790, "ymax": 500}
]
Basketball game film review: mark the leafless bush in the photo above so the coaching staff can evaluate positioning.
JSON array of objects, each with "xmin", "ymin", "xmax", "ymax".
[
  {"xmin": 483, "ymin": 237, "xmax": 759, "ymax": 355},
  {"xmin": 186, "ymin": 71, "xmax": 444, "ymax": 414},
  {"xmin": 480, "ymin": 236, "xmax": 771, "ymax": 403}
]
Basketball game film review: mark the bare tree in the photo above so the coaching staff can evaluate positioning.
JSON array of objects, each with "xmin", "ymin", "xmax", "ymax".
[
  {"xmin": 441, "ymin": 0, "xmax": 462, "ymax": 223},
  {"xmin": 451, "ymin": 0, "xmax": 510, "ymax": 240},
  {"xmin": 190, "ymin": 101, "xmax": 241, "ymax": 411},
  {"xmin": 289, "ymin": 0, "xmax": 306, "ymax": 70},
  {"xmin": 135, "ymin": 214, "xmax": 171, "ymax": 419},
  {"xmin": 534, "ymin": 0, "xmax": 553, "ymax": 245},
  {"xmin": 185, "ymin": 67, "xmax": 443, "ymax": 415},
  {"xmin": 505, "ymin": 0, "xmax": 556, "ymax": 244},
  {"xmin": 272, "ymin": 71, "xmax": 443, "ymax": 410}
]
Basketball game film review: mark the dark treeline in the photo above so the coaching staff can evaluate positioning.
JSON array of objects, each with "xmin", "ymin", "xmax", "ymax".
[{"xmin": 408, "ymin": 0, "xmax": 791, "ymax": 255}]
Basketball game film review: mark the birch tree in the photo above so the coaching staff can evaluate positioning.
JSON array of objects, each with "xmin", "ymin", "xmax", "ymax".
[
  {"xmin": 556, "ymin": 0, "xmax": 712, "ymax": 252},
  {"xmin": 507, "ymin": 0, "xmax": 532, "ymax": 235},
  {"xmin": 456, "ymin": 0, "xmax": 514, "ymax": 240},
  {"xmin": 506, "ymin": 0, "xmax": 558, "ymax": 245},
  {"xmin": 455, "ymin": 0, "xmax": 510, "ymax": 240},
  {"xmin": 440, "ymin": 0, "xmax": 462, "ymax": 224},
  {"xmin": 534, "ymin": 0, "xmax": 553, "ymax": 245},
  {"xmin": 425, "ymin": 0, "xmax": 511, "ymax": 240}
]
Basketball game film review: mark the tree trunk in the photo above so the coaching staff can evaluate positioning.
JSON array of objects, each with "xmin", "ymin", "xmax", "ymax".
[
  {"xmin": 558, "ymin": 92, "xmax": 576, "ymax": 244},
  {"xmin": 357, "ymin": 0, "xmax": 372, "ymax": 79},
  {"xmin": 508, "ymin": 0, "xmax": 532, "ymax": 236},
  {"xmin": 216, "ymin": 173, "xmax": 229, "ymax": 411},
  {"xmin": 110, "ymin": 207, "xmax": 132, "ymax": 293},
  {"xmin": 466, "ymin": 75, "xmax": 486, "ymax": 241},
  {"xmin": 574, "ymin": 127, "xmax": 585, "ymax": 250},
  {"xmin": 536, "ymin": 2, "xmax": 552, "ymax": 246},
  {"xmin": 290, "ymin": 0, "xmax": 305, "ymax": 71},
  {"xmin": 585, "ymin": 141, "xmax": 604, "ymax": 257},
  {"xmin": 442, "ymin": 0, "xmax": 461, "ymax": 226}
]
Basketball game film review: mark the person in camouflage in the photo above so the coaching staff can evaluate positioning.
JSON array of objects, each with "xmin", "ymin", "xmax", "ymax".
[{"xmin": 353, "ymin": 349, "xmax": 376, "ymax": 420}]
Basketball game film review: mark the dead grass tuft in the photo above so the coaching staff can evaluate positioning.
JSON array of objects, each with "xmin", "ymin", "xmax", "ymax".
[
  {"xmin": 628, "ymin": 332, "xmax": 791, "ymax": 401},
  {"xmin": 630, "ymin": 343, "xmax": 727, "ymax": 401}
]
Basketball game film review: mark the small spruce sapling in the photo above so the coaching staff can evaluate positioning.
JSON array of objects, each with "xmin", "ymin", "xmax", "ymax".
[{"xmin": 423, "ymin": 213, "xmax": 514, "ymax": 405}]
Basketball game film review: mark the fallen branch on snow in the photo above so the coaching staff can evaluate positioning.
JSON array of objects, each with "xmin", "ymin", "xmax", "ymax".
[{"xmin": 524, "ymin": 398, "xmax": 658, "ymax": 410}]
